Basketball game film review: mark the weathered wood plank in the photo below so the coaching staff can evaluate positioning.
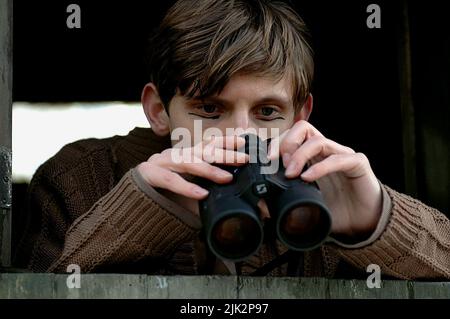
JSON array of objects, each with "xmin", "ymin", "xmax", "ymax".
[
  {"xmin": 237, "ymin": 277, "xmax": 329, "ymax": 299},
  {"xmin": 54, "ymin": 274, "xmax": 148, "ymax": 299},
  {"xmin": 147, "ymin": 275, "xmax": 237, "ymax": 299},
  {"xmin": 2, "ymin": 274, "xmax": 450, "ymax": 299},
  {"xmin": 328, "ymin": 279, "xmax": 410, "ymax": 299},
  {"xmin": 412, "ymin": 282, "xmax": 450, "ymax": 299},
  {"xmin": 0, "ymin": 273, "xmax": 54, "ymax": 299}
]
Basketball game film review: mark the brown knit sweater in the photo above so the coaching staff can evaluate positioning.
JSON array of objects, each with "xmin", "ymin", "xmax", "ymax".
[{"xmin": 15, "ymin": 127, "xmax": 450, "ymax": 279}]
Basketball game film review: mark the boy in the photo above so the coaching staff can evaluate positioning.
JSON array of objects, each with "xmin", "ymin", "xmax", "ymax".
[{"xmin": 16, "ymin": 0, "xmax": 450, "ymax": 279}]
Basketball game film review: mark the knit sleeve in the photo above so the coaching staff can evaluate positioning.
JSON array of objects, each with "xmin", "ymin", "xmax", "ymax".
[
  {"xmin": 24, "ymin": 165, "xmax": 201, "ymax": 273},
  {"xmin": 51, "ymin": 169, "xmax": 202, "ymax": 273},
  {"xmin": 331, "ymin": 185, "xmax": 450, "ymax": 280}
]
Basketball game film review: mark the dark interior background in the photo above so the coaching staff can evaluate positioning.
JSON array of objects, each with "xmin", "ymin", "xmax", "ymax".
[{"xmin": 11, "ymin": 0, "xmax": 449, "ymax": 257}]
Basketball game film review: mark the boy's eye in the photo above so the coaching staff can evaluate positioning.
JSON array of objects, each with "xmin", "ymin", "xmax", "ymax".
[
  {"xmin": 256, "ymin": 106, "xmax": 284, "ymax": 121},
  {"xmin": 202, "ymin": 104, "xmax": 217, "ymax": 114},
  {"xmin": 260, "ymin": 107, "xmax": 275, "ymax": 116},
  {"xmin": 188, "ymin": 104, "xmax": 222, "ymax": 119}
]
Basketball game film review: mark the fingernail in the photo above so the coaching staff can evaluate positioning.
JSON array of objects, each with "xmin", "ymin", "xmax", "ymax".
[
  {"xmin": 194, "ymin": 187, "xmax": 209, "ymax": 197},
  {"xmin": 218, "ymin": 171, "xmax": 233, "ymax": 179},
  {"xmin": 285, "ymin": 162, "xmax": 297, "ymax": 177},
  {"xmin": 267, "ymin": 147, "xmax": 272, "ymax": 159},
  {"xmin": 301, "ymin": 169, "xmax": 313, "ymax": 179},
  {"xmin": 237, "ymin": 153, "xmax": 249, "ymax": 164},
  {"xmin": 282, "ymin": 153, "xmax": 291, "ymax": 167},
  {"xmin": 267, "ymin": 146, "xmax": 277, "ymax": 160}
]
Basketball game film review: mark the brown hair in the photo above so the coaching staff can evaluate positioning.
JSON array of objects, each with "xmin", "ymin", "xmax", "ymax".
[{"xmin": 147, "ymin": 0, "xmax": 314, "ymax": 113}]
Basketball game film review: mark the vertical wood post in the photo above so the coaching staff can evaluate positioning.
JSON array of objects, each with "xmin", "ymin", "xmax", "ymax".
[
  {"xmin": 397, "ymin": 0, "xmax": 418, "ymax": 196},
  {"xmin": 0, "ymin": 0, "xmax": 13, "ymax": 268}
]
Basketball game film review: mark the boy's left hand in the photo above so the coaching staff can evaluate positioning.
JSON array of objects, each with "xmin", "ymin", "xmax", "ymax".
[{"xmin": 268, "ymin": 120, "xmax": 383, "ymax": 240}]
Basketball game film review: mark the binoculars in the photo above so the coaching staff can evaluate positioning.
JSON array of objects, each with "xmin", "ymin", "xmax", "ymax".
[{"xmin": 197, "ymin": 134, "xmax": 332, "ymax": 262}]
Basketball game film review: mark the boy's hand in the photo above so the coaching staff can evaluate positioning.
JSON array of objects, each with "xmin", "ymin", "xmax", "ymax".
[
  {"xmin": 268, "ymin": 120, "xmax": 383, "ymax": 240},
  {"xmin": 137, "ymin": 135, "xmax": 249, "ymax": 201}
]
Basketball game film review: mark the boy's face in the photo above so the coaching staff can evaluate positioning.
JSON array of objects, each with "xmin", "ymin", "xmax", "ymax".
[{"xmin": 165, "ymin": 74, "xmax": 312, "ymax": 142}]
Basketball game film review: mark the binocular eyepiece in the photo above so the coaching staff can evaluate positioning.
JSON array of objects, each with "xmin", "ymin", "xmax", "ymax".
[{"xmin": 197, "ymin": 134, "xmax": 332, "ymax": 262}]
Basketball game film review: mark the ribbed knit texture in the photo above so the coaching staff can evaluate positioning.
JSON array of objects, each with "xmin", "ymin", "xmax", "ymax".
[
  {"xmin": 335, "ymin": 186, "xmax": 450, "ymax": 279},
  {"xmin": 15, "ymin": 127, "xmax": 450, "ymax": 279},
  {"xmin": 47, "ymin": 170, "xmax": 199, "ymax": 273}
]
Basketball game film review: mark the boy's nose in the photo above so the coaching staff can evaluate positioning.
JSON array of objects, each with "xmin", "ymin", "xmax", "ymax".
[{"xmin": 231, "ymin": 111, "xmax": 250, "ymax": 131}]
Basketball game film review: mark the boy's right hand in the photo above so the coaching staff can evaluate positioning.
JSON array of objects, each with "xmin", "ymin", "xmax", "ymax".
[{"xmin": 137, "ymin": 135, "xmax": 249, "ymax": 200}]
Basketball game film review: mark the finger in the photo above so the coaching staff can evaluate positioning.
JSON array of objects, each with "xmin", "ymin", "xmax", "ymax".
[
  {"xmin": 285, "ymin": 136, "xmax": 355, "ymax": 178},
  {"xmin": 148, "ymin": 151, "xmax": 234, "ymax": 183},
  {"xmin": 267, "ymin": 130, "xmax": 289, "ymax": 160},
  {"xmin": 202, "ymin": 143, "xmax": 249, "ymax": 165},
  {"xmin": 193, "ymin": 135, "xmax": 246, "ymax": 160},
  {"xmin": 300, "ymin": 153, "xmax": 370, "ymax": 182},
  {"xmin": 172, "ymin": 157, "xmax": 235, "ymax": 184},
  {"xmin": 279, "ymin": 120, "xmax": 324, "ymax": 162},
  {"xmin": 198, "ymin": 135, "xmax": 246, "ymax": 152},
  {"xmin": 146, "ymin": 167, "xmax": 210, "ymax": 200},
  {"xmin": 208, "ymin": 135, "xmax": 247, "ymax": 150}
]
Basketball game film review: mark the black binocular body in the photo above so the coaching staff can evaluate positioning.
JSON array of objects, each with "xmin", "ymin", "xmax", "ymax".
[{"xmin": 197, "ymin": 134, "xmax": 332, "ymax": 262}]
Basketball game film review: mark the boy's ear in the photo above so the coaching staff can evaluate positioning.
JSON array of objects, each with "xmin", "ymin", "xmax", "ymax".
[
  {"xmin": 141, "ymin": 83, "xmax": 170, "ymax": 136},
  {"xmin": 294, "ymin": 93, "xmax": 313, "ymax": 122}
]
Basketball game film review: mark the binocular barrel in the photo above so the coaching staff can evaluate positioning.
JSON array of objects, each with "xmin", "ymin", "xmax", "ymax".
[
  {"xmin": 198, "ymin": 134, "xmax": 332, "ymax": 262},
  {"xmin": 270, "ymin": 179, "xmax": 332, "ymax": 252},
  {"xmin": 200, "ymin": 190, "xmax": 264, "ymax": 262}
]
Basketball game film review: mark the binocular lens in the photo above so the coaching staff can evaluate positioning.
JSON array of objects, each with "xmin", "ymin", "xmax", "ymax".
[
  {"xmin": 211, "ymin": 214, "xmax": 262, "ymax": 260},
  {"xmin": 278, "ymin": 203, "xmax": 330, "ymax": 250}
]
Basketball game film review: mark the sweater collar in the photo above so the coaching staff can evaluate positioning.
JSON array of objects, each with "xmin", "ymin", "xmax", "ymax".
[
  {"xmin": 113, "ymin": 127, "xmax": 172, "ymax": 177},
  {"xmin": 125, "ymin": 126, "xmax": 171, "ymax": 153}
]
